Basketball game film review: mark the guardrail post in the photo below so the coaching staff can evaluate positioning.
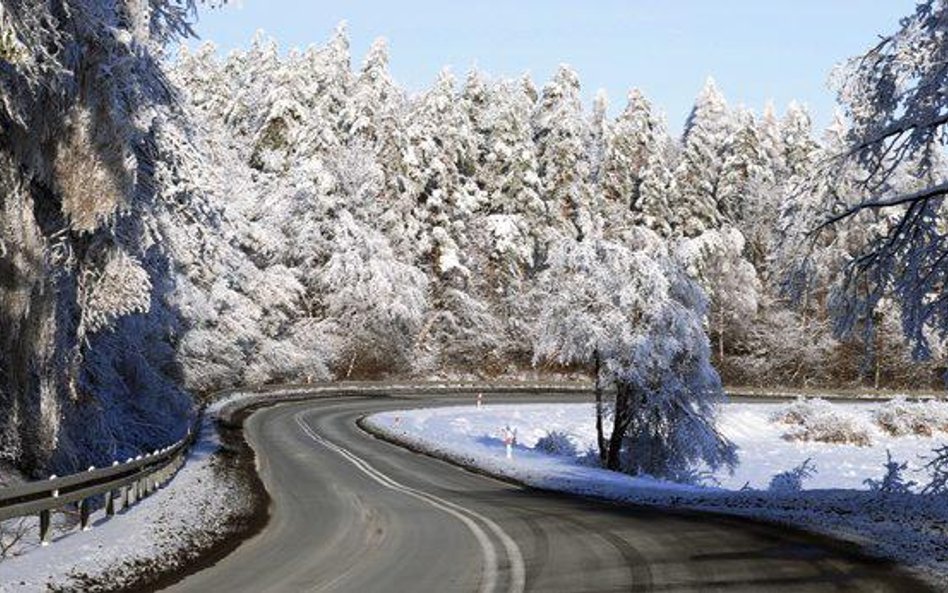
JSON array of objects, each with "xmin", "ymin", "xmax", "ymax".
[
  {"xmin": 122, "ymin": 485, "xmax": 131, "ymax": 509},
  {"xmin": 106, "ymin": 489, "xmax": 116, "ymax": 516},
  {"xmin": 79, "ymin": 498, "xmax": 91, "ymax": 531},
  {"xmin": 39, "ymin": 509, "xmax": 51, "ymax": 545}
]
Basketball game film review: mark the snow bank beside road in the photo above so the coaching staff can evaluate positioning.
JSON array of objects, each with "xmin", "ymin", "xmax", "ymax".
[
  {"xmin": 365, "ymin": 401, "xmax": 948, "ymax": 587},
  {"xmin": 0, "ymin": 410, "xmax": 260, "ymax": 593}
]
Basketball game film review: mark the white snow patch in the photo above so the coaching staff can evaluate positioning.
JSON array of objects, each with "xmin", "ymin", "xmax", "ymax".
[{"xmin": 370, "ymin": 402, "xmax": 945, "ymax": 491}]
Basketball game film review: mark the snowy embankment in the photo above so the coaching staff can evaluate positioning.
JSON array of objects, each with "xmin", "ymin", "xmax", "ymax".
[
  {"xmin": 0, "ymin": 394, "xmax": 264, "ymax": 593},
  {"xmin": 365, "ymin": 400, "xmax": 948, "ymax": 587}
]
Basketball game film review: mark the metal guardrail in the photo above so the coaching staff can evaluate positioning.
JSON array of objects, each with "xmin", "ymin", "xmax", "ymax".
[
  {"xmin": 0, "ymin": 421, "xmax": 198, "ymax": 544},
  {"xmin": 214, "ymin": 381, "xmax": 597, "ymax": 428}
]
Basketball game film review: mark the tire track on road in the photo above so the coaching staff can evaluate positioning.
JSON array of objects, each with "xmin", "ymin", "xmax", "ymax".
[{"xmin": 294, "ymin": 411, "xmax": 526, "ymax": 593}]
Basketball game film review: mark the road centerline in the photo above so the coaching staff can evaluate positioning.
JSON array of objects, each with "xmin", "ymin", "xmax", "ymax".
[{"xmin": 293, "ymin": 411, "xmax": 526, "ymax": 593}]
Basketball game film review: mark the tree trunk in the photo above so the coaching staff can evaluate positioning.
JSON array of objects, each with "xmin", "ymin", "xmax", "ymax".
[
  {"xmin": 874, "ymin": 353, "xmax": 881, "ymax": 390},
  {"xmin": 874, "ymin": 312, "xmax": 882, "ymax": 390},
  {"xmin": 346, "ymin": 352, "xmax": 357, "ymax": 378},
  {"xmin": 718, "ymin": 303, "xmax": 725, "ymax": 365},
  {"xmin": 801, "ymin": 287, "xmax": 809, "ymax": 330},
  {"xmin": 605, "ymin": 380, "xmax": 631, "ymax": 471},
  {"xmin": 594, "ymin": 350, "xmax": 606, "ymax": 466}
]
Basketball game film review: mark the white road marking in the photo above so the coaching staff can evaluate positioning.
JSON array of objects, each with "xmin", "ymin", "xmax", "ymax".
[{"xmin": 294, "ymin": 412, "xmax": 526, "ymax": 593}]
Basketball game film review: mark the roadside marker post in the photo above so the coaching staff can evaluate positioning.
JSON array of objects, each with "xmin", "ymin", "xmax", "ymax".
[
  {"xmin": 477, "ymin": 393, "xmax": 483, "ymax": 409},
  {"xmin": 503, "ymin": 425, "xmax": 514, "ymax": 459}
]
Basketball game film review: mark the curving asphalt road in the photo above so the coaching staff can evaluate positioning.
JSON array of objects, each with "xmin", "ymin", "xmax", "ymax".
[{"xmin": 162, "ymin": 394, "xmax": 933, "ymax": 593}]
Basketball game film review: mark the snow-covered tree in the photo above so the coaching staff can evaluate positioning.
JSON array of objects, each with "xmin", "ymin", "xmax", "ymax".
[
  {"xmin": 0, "ymin": 0, "xmax": 212, "ymax": 473},
  {"xmin": 674, "ymin": 77, "xmax": 732, "ymax": 235},
  {"xmin": 587, "ymin": 89, "xmax": 610, "ymax": 185},
  {"xmin": 533, "ymin": 65, "xmax": 593, "ymax": 241},
  {"xmin": 718, "ymin": 109, "xmax": 773, "ymax": 228},
  {"xmin": 533, "ymin": 229, "xmax": 736, "ymax": 476},
  {"xmin": 817, "ymin": 0, "xmax": 948, "ymax": 361},
  {"xmin": 780, "ymin": 102, "xmax": 820, "ymax": 181},
  {"xmin": 676, "ymin": 227, "xmax": 760, "ymax": 367},
  {"xmin": 408, "ymin": 69, "xmax": 481, "ymax": 268},
  {"xmin": 599, "ymin": 90, "xmax": 669, "ymax": 217},
  {"xmin": 319, "ymin": 211, "xmax": 429, "ymax": 375},
  {"xmin": 475, "ymin": 79, "xmax": 543, "ymax": 280}
]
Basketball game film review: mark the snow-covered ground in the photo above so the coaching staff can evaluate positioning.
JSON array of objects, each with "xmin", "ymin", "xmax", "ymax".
[
  {"xmin": 365, "ymin": 400, "xmax": 948, "ymax": 586},
  {"xmin": 0, "ymin": 404, "xmax": 259, "ymax": 593},
  {"xmin": 369, "ymin": 401, "xmax": 943, "ymax": 491}
]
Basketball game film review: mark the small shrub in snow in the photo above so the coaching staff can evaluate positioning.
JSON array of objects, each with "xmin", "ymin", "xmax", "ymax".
[
  {"xmin": 864, "ymin": 450, "xmax": 916, "ymax": 494},
  {"xmin": 577, "ymin": 447, "xmax": 604, "ymax": 467},
  {"xmin": 771, "ymin": 398, "xmax": 872, "ymax": 446},
  {"xmin": 769, "ymin": 397, "xmax": 830, "ymax": 425},
  {"xmin": 534, "ymin": 431, "xmax": 578, "ymax": 457},
  {"xmin": 873, "ymin": 397, "xmax": 948, "ymax": 437},
  {"xmin": 922, "ymin": 445, "xmax": 948, "ymax": 494},
  {"xmin": 665, "ymin": 465, "xmax": 721, "ymax": 488},
  {"xmin": 768, "ymin": 458, "xmax": 817, "ymax": 493}
]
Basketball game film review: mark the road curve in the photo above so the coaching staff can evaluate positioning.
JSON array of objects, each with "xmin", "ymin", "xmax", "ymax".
[{"xmin": 162, "ymin": 394, "xmax": 932, "ymax": 593}]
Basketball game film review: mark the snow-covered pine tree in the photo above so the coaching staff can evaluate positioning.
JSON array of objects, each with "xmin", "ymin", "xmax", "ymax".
[
  {"xmin": 224, "ymin": 31, "xmax": 282, "ymax": 158},
  {"xmin": 344, "ymin": 37, "xmax": 402, "ymax": 155},
  {"xmin": 250, "ymin": 48, "xmax": 310, "ymax": 173},
  {"xmin": 587, "ymin": 89, "xmax": 610, "ymax": 187},
  {"xmin": 597, "ymin": 88, "xmax": 675, "ymax": 237},
  {"xmin": 461, "ymin": 68, "xmax": 491, "ymax": 172},
  {"xmin": 311, "ymin": 22, "xmax": 353, "ymax": 139},
  {"xmin": 758, "ymin": 102, "xmax": 787, "ymax": 180},
  {"xmin": 533, "ymin": 65, "xmax": 593, "ymax": 242},
  {"xmin": 633, "ymin": 138, "xmax": 677, "ymax": 237},
  {"xmin": 475, "ymin": 79, "xmax": 543, "ymax": 268},
  {"xmin": 718, "ymin": 108, "xmax": 773, "ymax": 227},
  {"xmin": 407, "ymin": 69, "xmax": 479, "ymax": 275},
  {"xmin": 674, "ymin": 77, "xmax": 732, "ymax": 235},
  {"xmin": 343, "ymin": 37, "xmax": 418, "ymax": 255},
  {"xmin": 780, "ymin": 102, "xmax": 820, "ymax": 181}
]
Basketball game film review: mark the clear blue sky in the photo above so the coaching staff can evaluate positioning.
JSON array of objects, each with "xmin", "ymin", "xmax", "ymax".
[{"xmin": 188, "ymin": 1, "xmax": 911, "ymax": 132}]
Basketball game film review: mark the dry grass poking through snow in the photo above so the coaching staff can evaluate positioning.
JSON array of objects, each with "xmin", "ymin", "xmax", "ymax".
[
  {"xmin": 873, "ymin": 398, "xmax": 948, "ymax": 437},
  {"xmin": 873, "ymin": 397, "xmax": 948, "ymax": 437},
  {"xmin": 770, "ymin": 398, "xmax": 873, "ymax": 447}
]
